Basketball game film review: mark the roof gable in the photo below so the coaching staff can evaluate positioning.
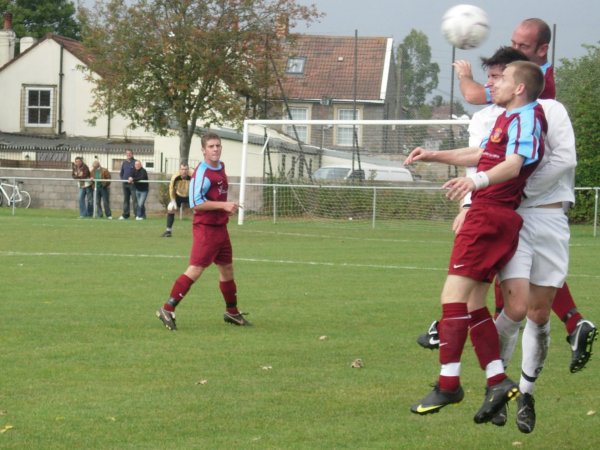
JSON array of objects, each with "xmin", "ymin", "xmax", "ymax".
[
  {"xmin": 278, "ymin": 34, "xmax": 393, "ymax": 103},
  {"xmin": 0, "ymin": 33, "xmax": 92, "ymax": 72}
]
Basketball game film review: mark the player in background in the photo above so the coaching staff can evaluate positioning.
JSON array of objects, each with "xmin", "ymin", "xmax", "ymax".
[
  {"xmin": 161, "ymin": 163, "xmax": 192, "ymax": 238},
  {"xmin": 418, "ymin": 18, "xmax": 597, "ymax": 374},
  {"xmin": 406, "ymin": 61, "xmax": 546, "ymax": 423},
  {"xmin": 156, "ymin": 133, "xmax": 250, "ymax": 330}
]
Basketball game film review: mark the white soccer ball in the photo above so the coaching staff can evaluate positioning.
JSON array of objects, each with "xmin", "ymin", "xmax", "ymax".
[{"xmin": 441, "ymin": 4, "xmax": 489, "ymax": 50}]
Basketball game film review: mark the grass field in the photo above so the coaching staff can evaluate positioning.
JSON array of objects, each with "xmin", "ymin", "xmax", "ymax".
[{"xmin": 1, "ymin": 209, "xmax": 599, "ymax": 449}]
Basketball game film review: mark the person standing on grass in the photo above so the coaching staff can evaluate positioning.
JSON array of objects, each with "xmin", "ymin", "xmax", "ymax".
[
  {"xmin": 130, "ymin": 160, "xmax": 149, "ymax": 220},
  {"xmin": 71, "ymin": 156, "xmax": 93, "ymax": 218},
  {"xmin": 156, "ymin": 132, "xmax": 250, "ymax": 330},
  {"xmin": 91, "ymin": 160, "xmax": 112, "ymax": 219},
  {"xmin": 161, "ymin": 163, "xmax": 192, "ymax": 237},
  {"xmin": 119, "ymin": 149, "xmax": 137, "ymax": 220},
  {"xmin": 404, "ymin": 60, "xmax": 546, "ymax": 423}
]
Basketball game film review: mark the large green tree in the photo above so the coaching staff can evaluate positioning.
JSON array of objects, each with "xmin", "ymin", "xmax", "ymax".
[
  {"xmin": 396, "ymin": 29, "xmax": 439, "ymax": 118},
  {"xmin": 79, "ymin": 0, "xmax": 319, "ymax": 163},
  {"xmin": 556, "ymin": 44, "xmax": 600, "ymax": 222},
  {"xmin": 0, "ymin": 0, "xmax": 80, "ymax": 39}
]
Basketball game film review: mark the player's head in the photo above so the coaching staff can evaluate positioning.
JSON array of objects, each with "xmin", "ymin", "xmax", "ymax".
[
  {"xmin": 511, "ymin": 18, "xmax": 551, "ymax": 65},
  {"xmin": 481, "ymin": 46, "xmax": 529, "ymax": 87},
  {"xmin": 201, "ymin": 132, "xmax": 221, "ymax": 150},
  {"xmin": 201, "ymin": 133, "xmax": 222, "ymax": 166},
  {"xmin": 492, "ymin": 60, "xmax": 544, "ymax": 108},
  {"xmin": 179, "ymin": 163, "xmax": 189, "ymax": 176}
]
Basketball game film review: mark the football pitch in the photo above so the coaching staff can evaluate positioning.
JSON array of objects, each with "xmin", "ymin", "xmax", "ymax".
[{"xmin": 1, "ymin": 209, "xmax": 598, "ymax": 449}]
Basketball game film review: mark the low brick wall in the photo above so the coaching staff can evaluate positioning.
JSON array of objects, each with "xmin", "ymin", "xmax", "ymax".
[
  {"xmin": 0, "ymin": 167, "xmax": 251, "ymax": 214},
  {"xmin": 0, "ymin": 167, "xmax": 168, "ymax": 214}
]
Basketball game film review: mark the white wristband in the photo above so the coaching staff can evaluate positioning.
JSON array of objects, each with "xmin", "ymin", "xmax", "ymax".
[{"xmin": 467, "ymin": 172, "xmax": 490, "ymax": 191}]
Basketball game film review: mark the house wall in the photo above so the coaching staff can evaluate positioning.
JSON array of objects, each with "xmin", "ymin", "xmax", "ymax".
[{"xmin": 0, "ymin": 39, "xmax": 152, "ymax": 140}]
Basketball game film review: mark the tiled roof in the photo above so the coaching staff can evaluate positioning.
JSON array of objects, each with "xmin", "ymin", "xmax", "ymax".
[
  {"xmin": 49, "ymin": 34, "xmax": 93, "ymax": 66},
  {"xmin": 277, "ymin": 34, "xmax": 392, "ymax": 103}
]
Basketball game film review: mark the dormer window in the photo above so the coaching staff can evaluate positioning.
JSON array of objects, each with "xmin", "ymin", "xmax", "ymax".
[{"xmin": 285, "ymin": 56, "xmax": 306, "ymax": 74}]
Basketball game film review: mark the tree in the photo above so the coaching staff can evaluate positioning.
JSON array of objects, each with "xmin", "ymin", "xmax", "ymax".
[
  {"xmin": 556, "ymin": 44, "xmax": 600, "ymax": 222},
  {"xmin": 397, "ymin": 29, "xmax": 439, "ymax": 118},
  {"xmin": 0, "ymin": 0, "xmax": 80, "ymax": 39},
  {"xmin": 79, "ymin": 0, "xmax": 319, "ymax": 163}
]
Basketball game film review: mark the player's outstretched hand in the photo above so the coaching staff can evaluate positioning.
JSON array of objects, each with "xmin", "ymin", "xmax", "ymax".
[
  {"xmin": 443, "ymin": 177, "xmax": 475, "ymax": 201},
  {"xmin": 404, "ymin": 147, "xmax": 433, "ymax": 165},
  {"xmin": 453, "ymin": 60, "xmax": 473, "ymax": 80}
]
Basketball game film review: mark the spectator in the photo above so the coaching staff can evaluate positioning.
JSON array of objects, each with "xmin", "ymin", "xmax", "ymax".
[
  {"xmin": 91, "ymin": 160, "xmax": 112, "ymax": 219},
  {"xmin": 119, "ymin": 149, "xmax": 137, "ymax": 220},
  {"xmin": 130, "ymin": 160, "xmax": 149, "ymax": 220},
  {"xmin": 71, "ymin": 156, "xmax": 93, "ymax": 218}
]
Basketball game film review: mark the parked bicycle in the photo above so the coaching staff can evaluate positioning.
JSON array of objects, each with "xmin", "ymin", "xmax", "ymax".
[{"xmin": 0, "ymin": 179, "xmax": 31, "ymax": 208}]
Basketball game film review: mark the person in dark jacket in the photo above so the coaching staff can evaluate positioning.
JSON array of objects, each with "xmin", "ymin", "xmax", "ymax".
[
  {"xmin": 119, "ymin": 149, "xmax": 137, "ymax": 219},
  {"xmin": 130, "ymin": 160, "xmax": 149, "ymax": 220}
]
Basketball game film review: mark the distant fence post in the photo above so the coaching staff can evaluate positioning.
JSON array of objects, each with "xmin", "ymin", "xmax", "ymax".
[{"xmin": 594, "ymin": 187, "xmax": 599, "ymax": 238}]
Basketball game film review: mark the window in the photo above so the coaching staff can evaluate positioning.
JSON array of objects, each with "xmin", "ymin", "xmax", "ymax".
[
  {"xmin": 335, "ymin": 108, "xmax": 361, "ymax": 146},
  {"xmin": 283, "ymin": 106, "xmax": 309, "ymax": 143},
  {"xmin": 285, "ymin": 57, "xmax": 306, "ymax": 74},
  {"xmin": 26, "ymin": 87, "xmax": 53, "ymax": 127}
]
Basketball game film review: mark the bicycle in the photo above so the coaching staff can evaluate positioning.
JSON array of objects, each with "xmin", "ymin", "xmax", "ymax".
[{"xmin": 0, "ymin": 179, "xmax": 31, "ymax": 208}]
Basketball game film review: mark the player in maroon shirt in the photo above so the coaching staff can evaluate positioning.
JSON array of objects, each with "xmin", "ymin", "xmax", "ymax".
[
  {"xmin": 405, "ymin": 61, "xmax": 546, "ymax": 423},
  {"xmin": 156, "ymin": 133, "xmax": 250, "ymax": 330}
]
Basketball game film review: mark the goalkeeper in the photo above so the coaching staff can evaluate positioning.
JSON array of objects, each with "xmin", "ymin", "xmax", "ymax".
[{"xmin": 161, "ymin": 163, "xmax": 192, "ymax": 237}]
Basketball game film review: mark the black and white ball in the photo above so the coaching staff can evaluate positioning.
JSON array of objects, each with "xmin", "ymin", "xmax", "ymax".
[{"xmin": 441, "ymin": 4, "xmax": 489, "ymax": 50}]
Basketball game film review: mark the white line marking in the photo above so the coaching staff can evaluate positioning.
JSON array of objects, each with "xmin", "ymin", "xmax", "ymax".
[{"xmin": 2, "ymin": 250, "xmax": 599, "ymax": 278}]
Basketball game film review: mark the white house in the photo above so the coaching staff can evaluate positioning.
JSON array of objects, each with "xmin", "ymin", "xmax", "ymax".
[{"xmin": 0, "ymin": 13, "xmax": 152, "ymax": 141}]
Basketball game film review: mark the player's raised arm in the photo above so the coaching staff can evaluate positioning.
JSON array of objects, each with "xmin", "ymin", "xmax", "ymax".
[
  {"xmin": 454, "ymin": 60, "xmax": 487, "ymax": 105},
  {"xmin": 405, "ymin": 146, "xmax": 483, "ymax": 167}
]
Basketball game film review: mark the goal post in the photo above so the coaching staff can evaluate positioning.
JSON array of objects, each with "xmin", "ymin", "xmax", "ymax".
[{"xmin": 238, "ymin": 118, "xmax": 470, "ymax": 228}]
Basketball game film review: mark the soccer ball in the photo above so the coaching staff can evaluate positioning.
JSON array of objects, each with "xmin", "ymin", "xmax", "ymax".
[{"xmin": 441, "ymin": 4, "xmax": 489, "ymax": 50}]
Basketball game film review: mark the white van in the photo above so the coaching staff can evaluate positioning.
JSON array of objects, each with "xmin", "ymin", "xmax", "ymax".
[{"xmin": 312, "ymin": 164, "xmax": 413, "ymax": 183}]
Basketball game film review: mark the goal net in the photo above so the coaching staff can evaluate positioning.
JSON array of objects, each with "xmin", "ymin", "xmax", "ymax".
[{"xmin": 237, "ymin": 119, "xmax": 471, "ymax": 232}]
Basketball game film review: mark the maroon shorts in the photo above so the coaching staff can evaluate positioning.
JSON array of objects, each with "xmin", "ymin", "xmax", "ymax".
[
  {"xmin": 190, "ymin": 224, "xmax": 232, "ymax": 267},
  {"xmin": 448, "ymin": 203, "xmax": 523, "ymax": 283}
]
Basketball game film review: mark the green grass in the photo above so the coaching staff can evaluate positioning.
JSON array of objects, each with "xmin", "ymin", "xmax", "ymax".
[{"xmin": 1, "ymin": 209, "xmax": 599, "ymax": 449}]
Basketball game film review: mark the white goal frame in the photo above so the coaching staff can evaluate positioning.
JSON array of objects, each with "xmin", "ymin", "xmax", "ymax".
[{"xmin": 238, "ymin": 118, "xmax": 470, "ymax": 224}]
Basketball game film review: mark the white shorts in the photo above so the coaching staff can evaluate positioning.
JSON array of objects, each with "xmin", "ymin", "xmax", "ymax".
[{"xmin": 497, "ymin": 207, "xmax": 569, "ymax": 287}]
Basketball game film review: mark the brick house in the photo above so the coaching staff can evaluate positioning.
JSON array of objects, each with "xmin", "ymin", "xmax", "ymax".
[{"xmin": 269, "ymin": 34, "xmax": 400, "ymax": 154}]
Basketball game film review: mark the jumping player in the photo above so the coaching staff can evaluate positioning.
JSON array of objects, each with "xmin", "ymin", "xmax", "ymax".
[
  {"xmin": 156, "ymin": 133, "xmax": 250, "ymax": 330},
  {"xmin": 405, "ymin": 61, "xmax": 546, "ymax": 423},
  {"xmin": 418, "ymin": 18, "xmax": 597, "ymax": 374}
]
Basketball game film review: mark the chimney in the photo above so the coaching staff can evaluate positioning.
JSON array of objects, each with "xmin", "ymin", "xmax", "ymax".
[
  {"xmin": 3, "ymin": 11, "xmax": 12, "ymax": 30},
  {"xmin": 0, "ymin": 12, "xmax": 17, "ymax": 67},
  {"xmin": 20, "ymin": 36, "xmax": 37, "ymax": 53}
]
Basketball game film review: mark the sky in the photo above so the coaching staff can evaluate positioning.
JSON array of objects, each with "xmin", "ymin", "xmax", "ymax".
[
  {"xmin": 292, "ymin": 0, "xmax": 599, "ymax": 101},
  {"xmin": 78, "ymin": 0, "xmax": 599, "ymax": 103}
]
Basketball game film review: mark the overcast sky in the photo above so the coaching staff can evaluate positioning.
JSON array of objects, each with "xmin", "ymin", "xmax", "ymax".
[
  {"xmin": 78, "ymin": 0, "xmax": 599, "ymax": 101},
  {"xmin": 293, "ymin": 0, "xmax": 599, "ymax": 100}
]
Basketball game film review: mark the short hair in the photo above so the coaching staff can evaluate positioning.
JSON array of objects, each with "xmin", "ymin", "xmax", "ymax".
[
  {"xmin": 179, "ymin": 163, "xmax": 189, "ymax": 168},
  {"xmin": 481, "ymin": 46, "xmax": 529, "ymax": 69},
  {"xmin": 508, "ymin": 60, "xmax": 545, "ymax": 101},
  {"xmin": 201, "ymin": 132, "xmax": 221, "ymax": 148},
  {"xmin": 75, "ymin": 156, "xmax": 83, "ymax": 162},
  {"xmin": 522, "ymin": 18, "xmax": 551, "ymax": 46}
]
